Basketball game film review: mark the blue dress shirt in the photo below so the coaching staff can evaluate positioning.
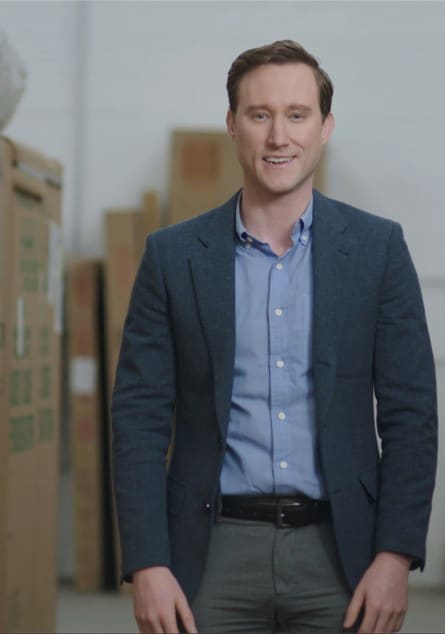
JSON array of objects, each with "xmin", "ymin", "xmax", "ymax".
[{"xmin": 220, "ymin": 194, "xmax": 327, "ymax": 499}]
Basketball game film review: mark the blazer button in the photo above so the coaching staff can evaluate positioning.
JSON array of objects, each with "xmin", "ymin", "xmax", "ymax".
[{"xmin": 204, "ymin": 502, "xmax": 212, "ymax": 513}]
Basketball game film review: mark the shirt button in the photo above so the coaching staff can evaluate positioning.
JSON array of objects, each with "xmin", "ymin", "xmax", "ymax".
[
  {"xmin": 276, "ymin": 263, "xmax": 283, "ymax": 270},
  {"xmin": 274, "ymin": 308, "xmax": 283, "ymax": 317},
  {"xmin": 276, "ymin": 360, "xmax": 285, "ymax": 368},
  {"xmin": 278, "ymin": 411, "xmax": 286, "ymax": 421},
  {"xmin": 280, "ymin": 461, "xmax": 288, "ymax": 469}
]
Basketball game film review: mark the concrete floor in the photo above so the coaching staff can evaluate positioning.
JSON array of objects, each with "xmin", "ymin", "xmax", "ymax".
[{"xmin": 57, "ymin": 585, "xmax": 445, "ymax": 633}]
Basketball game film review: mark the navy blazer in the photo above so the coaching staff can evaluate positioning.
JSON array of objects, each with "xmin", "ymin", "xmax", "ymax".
[{"xmin": 112, "ymin": 190, "xmax": 437, "ymax": 602}]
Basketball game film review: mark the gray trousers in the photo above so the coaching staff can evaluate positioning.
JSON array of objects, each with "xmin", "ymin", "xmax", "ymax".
[{"xmin": 191, "ymin": 515, "xmax": 352, "ymax": 633}]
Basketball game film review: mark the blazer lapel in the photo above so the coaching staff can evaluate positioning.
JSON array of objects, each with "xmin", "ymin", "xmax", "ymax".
[
  {"xmin": 312, "ymin": 190, "xmax": 357, "ymax": 423},
  {"xmin": 189, "ymin": 196, "xmax": 237, "ymax": 439}
]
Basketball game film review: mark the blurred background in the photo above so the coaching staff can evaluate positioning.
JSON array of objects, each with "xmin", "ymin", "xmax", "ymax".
[{"xmin": 0, "ymin": 1, "xmax": 444, "ymax": 632}]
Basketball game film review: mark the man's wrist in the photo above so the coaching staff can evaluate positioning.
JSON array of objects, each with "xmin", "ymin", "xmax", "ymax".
[{"xmin": 376, "ymin": 550, "xmax": 414, "ymax": 570}]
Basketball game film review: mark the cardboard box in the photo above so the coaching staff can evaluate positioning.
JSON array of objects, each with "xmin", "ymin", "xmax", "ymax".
[
  {"xmin": 0, "ymin": 137, "xmax": 12, "ymax": 634},
  {"xmin": 0, "ymin": 137, "xmax": 63, "ymax": 633},
  {"xmin": 68, "ymin": 260, "xmax": 105, "ymax": 591},
  {"xmin": 169, "ymin": 129, "xmax": 242, "ymax": 225},
  {"xmin": 103, "ymin": 192, "xmax": 160, "ymax": 588},
  {"xmin": 34, "ymin": 150, "xmax": 63, "ymax": 633}
]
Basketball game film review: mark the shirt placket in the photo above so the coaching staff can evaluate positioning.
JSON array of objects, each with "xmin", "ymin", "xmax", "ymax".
[{"xmin": 268, "ymin": 252, "xmax": 293, "ymax": 492}]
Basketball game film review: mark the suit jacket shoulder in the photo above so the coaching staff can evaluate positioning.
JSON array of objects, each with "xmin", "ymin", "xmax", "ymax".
[
  {"xmin": 146, "ymin": 191, "xmax": 239, "ymax": 252},
  {"xmin": 313, "ymin": 189, "xmax": 398, "ymax": 233}
]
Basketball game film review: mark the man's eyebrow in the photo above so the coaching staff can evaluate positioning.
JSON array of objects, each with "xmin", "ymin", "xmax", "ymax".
[
  {"xmin": 244, "ymin": 104, "xmax": 312, "ymax": 113},
  {"xmin": 287, "ymin": 104, "xmax": 312, "ymax": 112},
  {"xmin": 245, "ymin": 104, "xmax": 270, "ymax": 113}
]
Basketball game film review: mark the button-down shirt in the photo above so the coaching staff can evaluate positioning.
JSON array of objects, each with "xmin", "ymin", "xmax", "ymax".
[{"xmin": 220, "ymin": 194, "xmax": 327, "ymax": 499}]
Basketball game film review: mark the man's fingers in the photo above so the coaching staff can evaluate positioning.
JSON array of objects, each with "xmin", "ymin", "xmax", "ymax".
[
  {"xmin": 343, "ymin": 587, "xmax": 364, "ymax": 629},
  {"xmin": 137, "ymin": 616, "xmax": 162, "ymax": 634},
  {"xmin": 357, "ymin": 604, "xmax": 378, "ymax": 634},
  {"xmin": 160, "ymin": 614, "xmax": 180, "ymax": 634},
  {"xmin": 394, "ymin": 611, "xmax": 406, "ymax": 632},
  {"xmin": 373, "ymin": 612, "xmax": 392, "ymax": 634},
  {"xmin": 176, "ymin": 592, "xmax": 198, "ymax": 633}
]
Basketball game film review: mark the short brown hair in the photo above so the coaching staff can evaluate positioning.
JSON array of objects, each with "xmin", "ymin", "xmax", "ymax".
[{"xmin": 227, "ymin": 39, "xmax": 333, "ymax": 121}]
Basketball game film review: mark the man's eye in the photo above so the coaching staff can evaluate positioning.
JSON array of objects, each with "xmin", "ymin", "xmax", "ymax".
[
  {"xmin": 290, "ymin": 113, "xmax": 302, "ymax": 120},
  {"xmin": 253, "ymin": 113, "xmax": 267, "ymax": 121}
]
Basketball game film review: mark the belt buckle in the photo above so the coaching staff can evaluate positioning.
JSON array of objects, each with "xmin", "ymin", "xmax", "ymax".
[{"xmin": 276, "ymin": 500, "xmax": 302, "ymax": 528}]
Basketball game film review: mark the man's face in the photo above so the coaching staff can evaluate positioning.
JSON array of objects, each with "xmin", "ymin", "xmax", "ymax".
[{"xmin": 227, "ymin": 63, "xmax": 334, "ymax": 200}]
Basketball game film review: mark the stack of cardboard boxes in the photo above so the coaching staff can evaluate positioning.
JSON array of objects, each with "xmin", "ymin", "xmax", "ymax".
[{"xmin": 0, "ymin": 137, "xmax": 63, "ymax": 633}]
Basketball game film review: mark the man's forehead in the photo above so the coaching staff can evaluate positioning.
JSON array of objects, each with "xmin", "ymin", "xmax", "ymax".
[
  {"xmin": 239, "ymin": 63, "xmax": 318, "ymax": 92},
  {"xmin": 237, "ymin": 63, "xmax": 319, "ymax": 108}
]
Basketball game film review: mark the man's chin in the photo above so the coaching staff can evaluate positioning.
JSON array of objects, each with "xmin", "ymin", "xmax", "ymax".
[{"xmin": 260, "ymin": 180, "xmax": 308, "ymax": 198}]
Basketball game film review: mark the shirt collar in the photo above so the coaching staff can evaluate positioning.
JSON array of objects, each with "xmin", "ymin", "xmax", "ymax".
[{"xmin": 235, "ymin": 192, "xmax": 313, "ymax": 245}]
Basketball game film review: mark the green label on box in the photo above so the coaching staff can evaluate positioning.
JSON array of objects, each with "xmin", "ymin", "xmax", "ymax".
[
  {"xmin": 9, "ymin": 415, "xmax": 34, "ymax": 453},
  {"xmin": 39, "ymin": 408, "xmax": 54, "ymax": 442},
  {"xmin": 23, "ymin": 275, "xmax": 39, "ymax": 292},
  {"xmin": 40, "ymin": 365, "xmax": 51, "ymax": 399},
  {"xmin": 10, "ymin": 369, "xmax": 32, "ymax": 406}
]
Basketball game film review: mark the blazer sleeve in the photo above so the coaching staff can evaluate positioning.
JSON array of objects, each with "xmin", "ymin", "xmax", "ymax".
[
  {"xmin": 372, "ymin": 222, "xmax": 438, "ymax": 569},
  {"xmin": 111, "ymin": 233, "xmax": 176, "ymax": 582}
]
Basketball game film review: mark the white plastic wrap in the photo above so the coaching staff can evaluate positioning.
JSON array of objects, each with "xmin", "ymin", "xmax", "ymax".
[{"xmin": 0, "ymin": 28, "xmax": 27, "ymax": 131}]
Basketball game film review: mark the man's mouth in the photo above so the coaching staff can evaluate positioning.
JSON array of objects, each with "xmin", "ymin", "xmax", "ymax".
[{"xmin": 263, "ymin": 156, "xmax": 295, "ymax": 165}]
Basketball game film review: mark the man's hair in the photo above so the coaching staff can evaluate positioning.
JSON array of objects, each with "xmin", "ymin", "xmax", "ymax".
[{"xmin": 227, "ymin": 39, "xmax": 333, "ymax": 121}]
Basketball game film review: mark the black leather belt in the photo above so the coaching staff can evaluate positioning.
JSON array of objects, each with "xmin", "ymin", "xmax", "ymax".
[{"xmin": 221, "ymin": 495, "xmax": 330, "ymax": 528}]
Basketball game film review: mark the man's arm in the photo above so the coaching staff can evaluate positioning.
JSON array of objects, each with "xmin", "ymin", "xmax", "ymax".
[
  {"xmin": 112, "ymin": 233, "xmax": 175, "ymax": 576},
  {"xmin": 345, "ymin": 222, "xmax": 437, "ymax": 633},
  {"xmin": 112, "ymin": 234, "xmax": 196, "ymax": 633}
]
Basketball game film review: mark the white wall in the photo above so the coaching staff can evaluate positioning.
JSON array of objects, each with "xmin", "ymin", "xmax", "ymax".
[{"xmin": 0, "ymin": 0, "xmax": 444, "ymax": 586}]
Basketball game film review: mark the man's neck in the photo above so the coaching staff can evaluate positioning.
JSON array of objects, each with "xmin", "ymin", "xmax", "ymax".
[{"xmin": 240, "ymin": 182, "xmax": 313, "ymax": 253}]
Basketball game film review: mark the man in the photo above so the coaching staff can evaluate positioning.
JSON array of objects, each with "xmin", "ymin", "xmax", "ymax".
[{"xmin": 112, "ymin": 40, "xmax": 437, "ymax": 634}]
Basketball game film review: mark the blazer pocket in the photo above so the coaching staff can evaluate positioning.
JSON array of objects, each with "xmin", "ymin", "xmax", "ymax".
[
  {"xmin": 167, "ymin": 474, "xmax": 186, "ymax": 516},
  {"xmin": 359, "ymin": 465, "xmax": 379, "ymax": 502}
]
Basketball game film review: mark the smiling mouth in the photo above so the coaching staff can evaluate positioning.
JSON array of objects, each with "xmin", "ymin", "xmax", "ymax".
[{"xmin": 263, "ymin": 156, "xmax": 296, "ymax": 165}]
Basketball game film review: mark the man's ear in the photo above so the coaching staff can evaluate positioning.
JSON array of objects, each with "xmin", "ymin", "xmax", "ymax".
[
  {"xmin": 321, "ymin": 112, "xmax": 335, "ymax": 145},
  {"xmin": 226, "ymin": 109, "xmax": 236, "ymax": 139}
]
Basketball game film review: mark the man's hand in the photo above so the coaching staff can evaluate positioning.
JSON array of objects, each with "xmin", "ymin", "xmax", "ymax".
[
  {"xmin": 133, "ymin": 566, "xmax": 198, "ymax": 634},
  {"xmin": 343, "ymin": 552, "xmax": 411, "ymax": 633}
]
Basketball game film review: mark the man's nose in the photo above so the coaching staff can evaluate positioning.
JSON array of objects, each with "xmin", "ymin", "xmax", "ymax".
[{"xmin": 267, "ymin": 117, "xmax": 289, "ymax": 147}]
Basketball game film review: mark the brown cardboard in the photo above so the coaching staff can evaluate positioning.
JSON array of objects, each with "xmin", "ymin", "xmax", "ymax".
[
  {"xmin": 169, "ymin": 129, "xmax": 242, "ymax": 225},
  {"xmin": 68, "ymin": 260, "xmax": 104, "ymax": 591},
  {"xmin": 0, "ymin": 137, "xmax": 13, "ymax": 634},
  {"xmin": 33, "ymin": 155, "xmax": 63, "ymax": 632},
  {"xmin": 0, "ymin": 137, "xmax": 62, "ymax": 633}
]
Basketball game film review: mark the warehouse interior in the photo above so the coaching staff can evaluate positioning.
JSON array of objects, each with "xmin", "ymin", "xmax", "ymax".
[{"xmin": 0, "ymin": 1, "xmax": 444, "ymax": 632}]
